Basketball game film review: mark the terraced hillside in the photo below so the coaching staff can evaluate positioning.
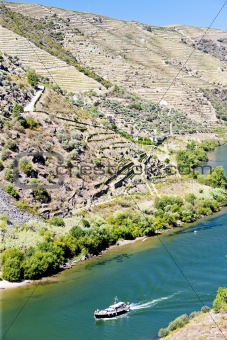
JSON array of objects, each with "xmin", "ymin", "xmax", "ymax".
[
  {"xmin": 0, "ymin": 25, "xmax": 102, "ymax": 93},
  {"xmin": 2, "ymin": 2, "xmax": 227, "ymax": 124},
  {"xmin": 1, "ymin": 52, "xmax": 174, "ymax": 219}
]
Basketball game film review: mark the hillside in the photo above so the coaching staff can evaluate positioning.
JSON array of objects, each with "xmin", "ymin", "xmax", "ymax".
[
  {"xmin": 1, "ymin": 2, "xmax": 227, "ymax": 124},
  {"xmin": 1, "ymin": 2, "xmax": 227, "ymax": 221},
  {"xmin": 163, "ymin": 310, "xmax": 227, "ymax": 340}
]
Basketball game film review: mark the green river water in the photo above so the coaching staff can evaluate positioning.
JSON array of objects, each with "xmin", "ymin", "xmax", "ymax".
[{"xmin": 1, "ymin": 145, "xmax": 227, "ymax": 340}]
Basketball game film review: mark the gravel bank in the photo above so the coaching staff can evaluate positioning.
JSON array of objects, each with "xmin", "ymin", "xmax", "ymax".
[{"xmin": 0, "ymin": 187, "xmax": 39, "ymax": 226}]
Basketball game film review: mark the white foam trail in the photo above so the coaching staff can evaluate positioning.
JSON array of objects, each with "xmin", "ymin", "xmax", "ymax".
[{"xmin": 130, "ymin": 293, "xmax": 178, "ymax": 311}]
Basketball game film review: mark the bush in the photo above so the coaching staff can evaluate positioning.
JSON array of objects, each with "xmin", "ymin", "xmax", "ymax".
[
  {"xmin": 168, "ymin": 314, "xmax": 189, "ymax": 332},
  {"xmin": 201, "ymin": 305, "xmax": 211, "ymax": 313},
  {"xmin": 70, "ymin": 226, "xmax": 85, "ymax": 239},
  {"xmin": 4, "ymin": 169, "xmax": 14, "ymax": 182},
  {"xmin": 189, "ymin": 311, "xmax": 201, "ymax": 319},
  {"xmin": 32, "ymin": 187, "xmax": 51, "ymax": 203},
  {"xmin": 158, "ymin": 328, "xmax": 169, "ymax": 338},
  {"xmin": 1, "ymin": 147, "xmax": 10, "ymax": 161},
  {"xmin": 26, "ymin": 68, "xmax": 39, "ymax": 87},
  {"xmin": 213, "ymin": 288, "xmax": 227, "ymax": 313},
  {"xmin": 5, "ymin": 185, "xmax": 20, "ymax": 199},
  {"xmin": 2, "ymin": 248, "xmax": 24, "ymax": 282},
  {"xmin": 19, "ymin": 158, "xmax": 34, "ymax": 176},
  {"xmin": 12, "ymin": 103, "xmax": 24, "ymax": 116},
  {"xmin": 49, "ymin": 216, "xmax": 65, "ymax": 227}
]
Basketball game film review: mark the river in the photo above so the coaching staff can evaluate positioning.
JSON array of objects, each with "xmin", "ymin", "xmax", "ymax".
[{"xmin": 1, "ymin": 145, "xmax": 227, "ymax": 340}]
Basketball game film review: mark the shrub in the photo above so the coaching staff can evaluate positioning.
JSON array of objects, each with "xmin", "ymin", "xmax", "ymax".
[
  {"xmin": 4, "ymin": 169, "xmax": 14, "ymax": 182},
  {"xmin": 70, "ymin": 226, "xmax": 85, "ymax": 239},
  {"xmin": 189, "ymin": 311, "xmax": 201, "ymax": 319},
  {"xmin": 168, "ymin": 314, "xmax": 189, "ymax": 332},
  {"xmin": 32, "ymin": 187, "xmax": 51, "ymax": 203},
  {"xmin": 5, "ymin": 185, "xmax": 20, "ymax": 199},
  {"xmin": 213, "ymin": 288, "xmax": 227, "ymax": 313},
  {"xmin": 2, "ymin": 248, "xmax": 24, "ymax": 282},
  {"xmin": 1, "ymin": 147, "xmax": 10, "ymax": 161},
  {"xmin": 201, "ymin": 305, "xmax": 211, "ymax": 313},
  {"xmin": 19, "ymin": 158, "xmax": 34, "ymax": 176},
  {"xmin": 158, "ymin": 328, "xmax": 169, "ymax": 338},
  {"xmin": 26, "ymin": 117, "xmax": 38, "ymax": 129},
  {"xmin": 12, "ymin": 103, "xmax": 24, "ymax": 116},
  {"xmin": 26, "ymin": 68, "xmax": 39, "ymax": 87},
  {"xmin": 49, "ymin": 216, "xmax": 65, "ymax": 227}
]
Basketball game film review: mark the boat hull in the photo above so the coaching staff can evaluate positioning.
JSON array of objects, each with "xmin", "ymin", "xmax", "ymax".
[{"xmin": 95, "ymin": 309, "xmax": 129, "ymax": 319}]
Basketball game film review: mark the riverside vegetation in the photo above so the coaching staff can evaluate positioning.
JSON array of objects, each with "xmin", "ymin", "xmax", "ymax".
[
  {"xmin": 1, "ymin": 139, "xmax": 227, "ymax": 282},
  {"xmin": 158, "ymin": 288, "xmax": 227, "ymax": 338}
]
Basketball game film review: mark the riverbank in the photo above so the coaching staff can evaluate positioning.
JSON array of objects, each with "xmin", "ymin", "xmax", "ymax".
[
  {"xmin": 2, "ymin": 202, "xmax": 227, "ymax": 291},
  {"xmin": 0, "ymin": 236, "xmax": 149, "ymax": 290},
  {"xmin": 2, "ymin": 203, "xmax": 227, "ymax": 291},
  {"xmin": 162, "ymin": 310, "xmax": 227, "ymax": 340}
]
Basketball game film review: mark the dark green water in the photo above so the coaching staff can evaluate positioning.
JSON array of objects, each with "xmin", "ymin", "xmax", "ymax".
[{"xmin": 1, "ymin": 145, "xmax": 227, "ymax": 340}]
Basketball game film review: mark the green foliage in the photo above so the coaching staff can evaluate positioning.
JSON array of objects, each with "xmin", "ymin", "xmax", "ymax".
[
  {"xmin": 176, "ymin": 142, "xmax": 208, "ymax": 170},
  {"xmin": 205, "ymin": 166, "xmax": 227, "ymax": 189},
  {"xmin": 4, "ymin": 169, "xmax": 13, "ymax": 182},
  {"xmin": 19, "ymin": 158, "xmax": 34, "ymax": 176},
  {"xmin": 154, "ymin": 196, "xmax": 183, "ymax": 210},
  {"xmin": 158, "ymin": 328, "xmax": 169, "ymax": 338},
  {"xmin": 26, "ymin": 117, "xmax": 38, "ymax": 129},
  {"xmin": 158, "ymin": 314, "xmax": 189, "ymax": 338},
  {"xmin": 23, "ymin": 250, "xmax": 60, "ymax": 279},
  {"xmin": 213, "ymin": 288, "xmax": 227, "ymax": 313},
  {"xmin": 12, "ymin": 103, "xmax": 24, "ymax": 116},
  {"xmin": 26, "ymin": 68, "xmax": 39, "ymax": 87},
  {"xmin": 168, "ymin": 314, "xmax": 189, "ymax": 331},
  {"xmin": 5, "ymin": 185, "xmax": 20, "ymax": 199},
  {"xmin": 1, "ymin": 248, "xmax": 24, "ymax": 282},
  {"xmin": 70, "ymin": 226, "xmax": 85, "ymax": 239},
  {"xmin": 189, "ymin": 311, "xmax": 201, "ymax": 319},
  {"xmin": 1, "ymin": 147, "xmax": 10, "ymax": 161},
  {"xmin": 0, "ymin": 213, "xmax": 9, "ymax": 223},
  {"xmin": 32, "ymin": 186, "xmax": 51, "ymax": 203},
  {"xmin": 48, "ymin": 216, "xmax": 65, "ymax": 227},
  {"xmin": 201, "ymin": 305, "xmax": 211, "ymax": 313},
  {"xmin": 30, "ymin": 179, "xmax": 50, "ymax": 203}
]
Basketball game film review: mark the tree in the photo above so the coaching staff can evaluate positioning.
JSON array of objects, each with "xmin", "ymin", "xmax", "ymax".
[
  {"xmin": 213, "ymin": 288, "xmax": 227, "ymax": 313},
  {"xmin": 26, "ymin": 69, "xmax": 39, "ymax": 87},
  {"xmin": 2, "ymin": 248, "xmax": 24, "ymax": 282},
  {"xmin": 205, "ymin": 166, "xmax": 227, "ymax": 188}
]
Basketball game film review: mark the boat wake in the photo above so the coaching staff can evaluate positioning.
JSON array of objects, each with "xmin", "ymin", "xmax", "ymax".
[{"xmin": 130, "ymin": 293, "xmax": 178, "ymax": 311}]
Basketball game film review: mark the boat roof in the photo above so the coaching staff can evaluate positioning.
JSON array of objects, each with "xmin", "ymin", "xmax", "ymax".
[{"xmin": 109, "ymin": 302, "xmax": 125, "ymax": 308}]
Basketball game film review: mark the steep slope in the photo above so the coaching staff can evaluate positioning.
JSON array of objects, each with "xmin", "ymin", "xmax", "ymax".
[
  {"xmin": 2, "ymin": 2, "xmax": 227, "ymax": 123},
  {"xmin": 0, "ymin": 52, "xmax": 172, "ymax": 218},
  {"xmin": 0, "ymin": 25, "xmax": 102, "ymax": 93}
]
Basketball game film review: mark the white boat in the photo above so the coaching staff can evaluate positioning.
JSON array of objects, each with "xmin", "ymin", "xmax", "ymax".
[{"xmin": 94, "ymin": 297, "xmax": 130, "ymax": 319}]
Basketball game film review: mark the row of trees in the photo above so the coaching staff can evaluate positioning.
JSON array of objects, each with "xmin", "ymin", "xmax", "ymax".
[{"xmin": 2, "ymin": 187, "xmax": 227, "ymax": 282}]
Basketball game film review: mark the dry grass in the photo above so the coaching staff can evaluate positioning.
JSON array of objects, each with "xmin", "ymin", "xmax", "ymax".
[{"xmin": 163, "ymin": 311, "xmax": 227, "ymax": 340}]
